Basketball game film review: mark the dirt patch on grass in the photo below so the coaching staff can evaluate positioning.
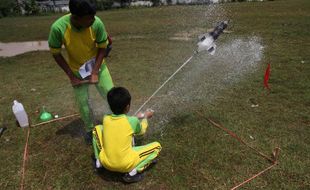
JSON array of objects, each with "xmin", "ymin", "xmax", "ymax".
[
  {"xmin": 169, "ymin": 28, "xmax": 205, "ymax": 41},
  {"xmin": 113, "ymin": 35, "xmax": 146, "ymax": 40},
  {"xmin": 0, "ymin": 41, "xmax": 49, "ymax": 57}
]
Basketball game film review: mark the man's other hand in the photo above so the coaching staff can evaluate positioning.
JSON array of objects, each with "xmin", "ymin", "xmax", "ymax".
[
  {"xmin": 71, "ymin": 77, "xmax": 89, "ymax": 86},
  {"xmin": 90, "ymin": 73, "xmax": 99, "ymax": 83}
]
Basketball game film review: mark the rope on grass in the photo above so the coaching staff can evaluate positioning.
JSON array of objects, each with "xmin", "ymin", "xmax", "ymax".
[
  {"xmin": 20, "ymin": 127, "xmax": 30, "ymax": 190},
  {"xmin": 191, "ymin": 109, "xmax": 281, "ymax": 189},
  {"xmin": 230, "ymin": 162, "xmax": 277, "ymax": 190},
  {"xmin": 192, "ymin": 108, "xmax": 275, "ymax": 163},
  {"xmin": 31, "ymin": 113, "xmax": 80, "ymax": 127},
  {"xmin": 205, "ymin": 117, "xmax": 275, "ymax": 163},
  {"xmin": 19, "ymin": 113, "xmax": 79, "ymax": 189}
]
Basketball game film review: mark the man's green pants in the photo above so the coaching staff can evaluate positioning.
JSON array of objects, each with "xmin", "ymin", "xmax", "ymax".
[{"xmin": 73, "ymin": 63, "xmax": 113, "ymax": 132}]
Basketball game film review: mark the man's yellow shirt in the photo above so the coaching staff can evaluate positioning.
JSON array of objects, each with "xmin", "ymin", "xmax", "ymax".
[{"xmin": 48, "ymin": 14, "xmax": 109, "ymax": 72}]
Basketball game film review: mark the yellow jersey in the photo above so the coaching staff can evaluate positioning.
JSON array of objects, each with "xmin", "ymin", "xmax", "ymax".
[
  {"xmin": 48, "ymin": 14, "xmax": 109, "ymax": 72},
  {"xmin": 99, "ymin": 114, "xmax": 147, "ymax": 172}
]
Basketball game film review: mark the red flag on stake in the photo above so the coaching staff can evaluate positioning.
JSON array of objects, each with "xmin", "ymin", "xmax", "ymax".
[{"xmin": 264, "ymin": 63, "xmax": 271, "ymax": 90}]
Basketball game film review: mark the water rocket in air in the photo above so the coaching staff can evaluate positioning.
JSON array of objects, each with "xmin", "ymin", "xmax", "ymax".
[{"xmin": 196, "ymin": 21, "xmax": 228, "ymax": 55}]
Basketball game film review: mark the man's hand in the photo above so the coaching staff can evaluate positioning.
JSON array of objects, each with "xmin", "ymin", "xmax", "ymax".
[
  {"xmin": 70, "ymin": 77, "xmax": 89, "ymax": 86},
  {"xmin": 89, "ymin": 48, "xmax": 106, "ymax": 84},
  {"xmin": 90, "ymin": 73, "xmax": 99, "ymax": 83},
  {"xmin": 52, "ymin": 54, "xmax": 89, "ymax": 86}
]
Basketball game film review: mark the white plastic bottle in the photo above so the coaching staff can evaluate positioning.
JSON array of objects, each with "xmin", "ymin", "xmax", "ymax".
[{"xmin": 12, "ymin": 100, "xmax": 29, "ymax": 128}]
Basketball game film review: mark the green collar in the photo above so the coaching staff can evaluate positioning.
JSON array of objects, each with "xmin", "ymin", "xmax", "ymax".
[{"xmin": 111, "ymin": 114, "xmax": 126, "ymax": 117}]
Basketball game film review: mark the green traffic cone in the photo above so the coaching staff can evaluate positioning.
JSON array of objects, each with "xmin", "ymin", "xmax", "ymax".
[{"xmin": 39, "ymin": 107, "xmax": 53, "ymax": 122}]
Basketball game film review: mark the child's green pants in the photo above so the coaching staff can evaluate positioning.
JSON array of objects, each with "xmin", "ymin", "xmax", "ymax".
[{"xmin": 73, "ymin": 64, "xmax": 113, "ymax": 132}]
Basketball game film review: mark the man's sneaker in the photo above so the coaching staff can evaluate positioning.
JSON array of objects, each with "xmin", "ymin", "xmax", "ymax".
[
  {"xmin": 122, "ymin": 173, "xmax": 144, "ymax": 183},
  {"xmin": 84, "ymin": 131, "xmax": 92, "ymax": 145}
]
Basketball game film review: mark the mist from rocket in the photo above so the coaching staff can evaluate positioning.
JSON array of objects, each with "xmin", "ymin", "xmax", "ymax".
[
  {"xmin": 88, "ymin": 10, "xmax": 264, "ymax": 133},
  {"xmin": 133, "ymin": 21, "xmax": 229, "ymax": 116},
  {"xmin": 134, "ymin": 22, "xmax": 264, "ymax": 134}
]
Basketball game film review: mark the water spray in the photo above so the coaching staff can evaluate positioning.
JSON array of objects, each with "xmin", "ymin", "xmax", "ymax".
[
  {"xmin": 134, "ymin": 55, "xmax": 194, "ymax": 115},
  {"xmin": 134, "ymin": 21, "xmax": 228, "ymax": 115}
]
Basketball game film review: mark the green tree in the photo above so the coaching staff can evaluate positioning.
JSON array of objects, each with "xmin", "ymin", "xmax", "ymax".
[
  {"xmin": 114, "ymin": 0, "xmax": 131, "ymax": 8},
  {"xmin": 23, "ymin": 0, "xmax": 40, "ymax": 15},
  {"xmin": 0, "ymin": 0, "xmax": 17, "ymax": 17},
  {"xmin": 151, "ymin": 0, "xmax": 161, "ymax": 6},
  {"xmin": 96, "ymin": 0, "xmax": 114, "ymax": 10}
]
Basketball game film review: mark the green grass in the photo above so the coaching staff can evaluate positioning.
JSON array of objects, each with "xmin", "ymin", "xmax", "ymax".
[{"xmin": 1, "ymin": 0, "xmax": 310, "ymax": 189}]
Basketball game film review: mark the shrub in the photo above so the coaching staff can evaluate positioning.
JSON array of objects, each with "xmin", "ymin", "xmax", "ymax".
[{"xmin": 0, "ymin": 0, "xmax": 18, "ymax": 17}]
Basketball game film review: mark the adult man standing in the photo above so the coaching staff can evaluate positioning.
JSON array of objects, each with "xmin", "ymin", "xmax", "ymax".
[{"xmin": 48, "ymin": 0, "xmax": 113, "ymax": 143}]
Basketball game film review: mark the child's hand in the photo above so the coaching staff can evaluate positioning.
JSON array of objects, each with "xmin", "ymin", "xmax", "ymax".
[
  {"xmin": 144, "ymin": 109, "xmax": 154, "ymax": 118},
  {"xmin": 136, "ymin": 112, "xmax": 145, "ymax": 119},
  {"xmin": 136, "ymin": 109, "xmax": 154, "ymax": 119}
]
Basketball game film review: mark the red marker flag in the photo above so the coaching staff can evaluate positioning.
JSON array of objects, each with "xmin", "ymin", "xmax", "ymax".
[{"xmin": 264, "ymin": 63, "xmax": 271, "ymax": 90}]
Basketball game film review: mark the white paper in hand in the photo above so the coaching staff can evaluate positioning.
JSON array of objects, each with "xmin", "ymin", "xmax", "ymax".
[{"xmin": 79, "ymin": 57, "xmax": 96, "ymax": 79}]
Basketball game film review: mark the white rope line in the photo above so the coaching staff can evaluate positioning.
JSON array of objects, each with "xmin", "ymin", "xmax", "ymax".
[{"xmin": 134, "ymin": 55, "xmax": 195, "ymax": 115}]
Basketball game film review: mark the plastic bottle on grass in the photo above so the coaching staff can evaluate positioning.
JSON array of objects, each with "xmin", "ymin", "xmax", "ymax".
[{"xmin": 12, "ymin": 100, "xmax": 29, "ymax": 128}]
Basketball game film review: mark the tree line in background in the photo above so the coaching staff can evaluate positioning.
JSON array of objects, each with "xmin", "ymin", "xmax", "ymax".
[
  {"xmin": 1, "ymin": 0, "xmax": 159, "ymax": 17},
  {"xmin": 0, "ymin": 0, "xmax": 39, "ymax": 17},
  {"xmin": 0, "ymin": 0, "xmax": 272, "ymax": 18},
  {"xmin": 0, "ymin": 0, "xmax": 137, "ymax": 17}
]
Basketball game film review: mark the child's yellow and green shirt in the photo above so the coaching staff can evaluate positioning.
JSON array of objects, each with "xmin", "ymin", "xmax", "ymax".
[
  {"xmin": 93, "ymin": 114, "xmax": 148, "ymax": 172},
  {"xmin": 48, "ymin": 14, "xmax": 109, "ymax": 72}
]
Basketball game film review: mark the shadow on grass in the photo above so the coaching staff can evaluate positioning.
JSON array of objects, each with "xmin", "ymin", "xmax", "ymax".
[
  {"xmin": 55, "ymin": 118, "xmax": 86, "ymax": 138},
  {"xmin": 95, "ymin": 167, "xmax": 124, "ymax": 182},
  {"xmin": 95, "ymin": 162, "xmax": 158, "ymax": 183}
]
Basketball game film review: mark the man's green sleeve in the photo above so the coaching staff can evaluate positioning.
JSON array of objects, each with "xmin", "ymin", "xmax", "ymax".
[
  {"xmin": 92, "ymin": 16, "xmax": 108, "ymax": 48},
  {"xmin": 48, "ymin": 23, "xmax": 63, "ymax": 54}
]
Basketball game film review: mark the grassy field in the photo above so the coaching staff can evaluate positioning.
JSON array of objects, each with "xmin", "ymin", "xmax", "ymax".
[{"xmin": 0, "ymin": 0, "xmax": 310, "ymax": 189}]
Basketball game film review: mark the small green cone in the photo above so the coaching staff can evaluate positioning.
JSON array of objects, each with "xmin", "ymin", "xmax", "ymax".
[{"xmin": 39, "ymin": 107, "xmax": 53, "ymax": 122}]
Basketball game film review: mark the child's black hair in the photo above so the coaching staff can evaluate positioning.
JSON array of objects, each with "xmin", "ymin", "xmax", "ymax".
[
  {"xmin": 69, "ymin": 0, "xmax": 96, "ymax": 17},
  {"xmin": 107, "ymin": 87, "xmax": 131, "ymax": 115}
]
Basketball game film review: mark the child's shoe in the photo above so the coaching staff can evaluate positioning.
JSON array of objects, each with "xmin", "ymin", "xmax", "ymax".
[
  {"xmin": 151, "ymin": 158, "xmax": 158, "ymax": 165},
  {"xmin": 122, "ymin": 173, "xmax": 144, "ymax": 183}
]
